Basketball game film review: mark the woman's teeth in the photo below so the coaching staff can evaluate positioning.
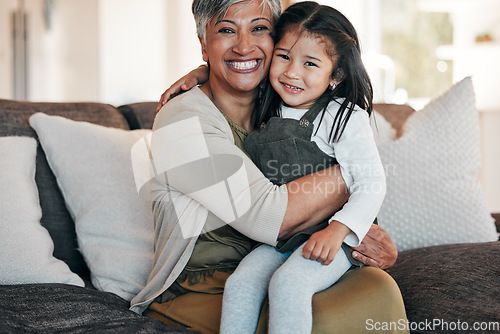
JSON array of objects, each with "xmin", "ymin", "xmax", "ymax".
[{"xmin": 229, "ymin": 60, "xmax": 258, "ymax": 70}]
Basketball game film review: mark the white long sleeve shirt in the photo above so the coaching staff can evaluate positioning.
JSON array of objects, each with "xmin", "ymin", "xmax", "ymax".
[{"xmin": 280, "ymin": 100, "xmax": 386, "ymax": 247}]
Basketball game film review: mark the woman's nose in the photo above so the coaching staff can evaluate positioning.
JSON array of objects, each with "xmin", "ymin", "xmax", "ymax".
[{"xmin": 232, "ymin": 31, "xmax": 255, "ymax": 56}]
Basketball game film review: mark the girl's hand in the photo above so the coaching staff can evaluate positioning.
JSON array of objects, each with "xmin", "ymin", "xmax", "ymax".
[
  {"xmin": 352, "ymin": 224, "xmax": 397, "ymax": 269},
  {"xmin": 302, "ymin": 221, "xmax": 350, "ymax": 266},
  {"xmin": 156, "ymin": 64, "xmax": 210, "ymax": 112}
]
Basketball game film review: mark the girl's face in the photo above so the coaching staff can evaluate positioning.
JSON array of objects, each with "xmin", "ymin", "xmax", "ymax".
[
  {"xmin": 269, "ymin": 30, "xmax": 337, "ymax": 109},
  {"xmin": 199, "ymin": 0, "xmax": 275, "ymax": 94}
]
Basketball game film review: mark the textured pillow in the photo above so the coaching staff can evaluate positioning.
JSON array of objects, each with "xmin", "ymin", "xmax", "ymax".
[
  {"xmin": 29, "ymin": 113, "xmax": 154, "ymax": 301},
  {"xmin": 0, "ymin": 136, "xmax": 84, "ymax": 286},
  {"xmin": 371, "ymin": 110, "xmax": 396, "ymax": 146},
  {"xmin": 376, "ymin": 77, "xmax": 497, "ymax": 251}
]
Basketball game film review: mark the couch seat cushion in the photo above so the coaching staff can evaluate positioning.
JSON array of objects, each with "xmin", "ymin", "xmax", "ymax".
[
  {"xmin": 0, "ymin": 284, "xmax": 192, "ymax": 333},
  {"xmin": 387, "ymin": 241, "xmax": 499, "ymax": 333}
]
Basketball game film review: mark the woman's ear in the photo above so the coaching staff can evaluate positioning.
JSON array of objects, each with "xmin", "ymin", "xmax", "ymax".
[{"xmin": 198, "ymin": 36, "xmax": 209, "ymax": 63}]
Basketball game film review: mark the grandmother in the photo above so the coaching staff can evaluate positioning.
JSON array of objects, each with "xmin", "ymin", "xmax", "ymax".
[{"xmin": 130, "ymin": 0, "xmax": 407, "ymax": 333}]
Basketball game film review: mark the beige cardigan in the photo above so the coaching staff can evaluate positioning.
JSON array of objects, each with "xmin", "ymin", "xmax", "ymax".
[{"xmin": 130, "ymin": 87, "xmax": 288, "ymax": 314}]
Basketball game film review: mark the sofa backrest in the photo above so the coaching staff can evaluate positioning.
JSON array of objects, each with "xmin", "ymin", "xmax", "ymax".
[
  {"xmin": 117, "ymin": 102, "xmax": 157, "ymax": 130},
  {"xmin": 0, "ymin": 99, "xmax": 131, "ymax": 279},
  {"xmin": 0, "ymin": 98, "xmax": 415, "ymax": 283},
  {"xmin": 116, "ymin": 102, "xmax": 416, "ymax": 136},
  {"xmin": 373, "ymin": 103, "xmax": 415, "ymax": 138}
]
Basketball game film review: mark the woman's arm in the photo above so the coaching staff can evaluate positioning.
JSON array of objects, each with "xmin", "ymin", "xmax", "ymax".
[
  {"xmin": 279, "ymin": 165, "xmax": 349, "ymax": 240},
  {"xmin": 152, "ymin": 91, "xmax": 349, "ymax": 246},
  {"xmin": 156, "ymin": 65, "xmax": 209, "ymax": 111}
]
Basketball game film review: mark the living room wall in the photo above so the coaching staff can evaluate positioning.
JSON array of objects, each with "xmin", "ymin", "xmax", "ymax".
[
  {"xmin": 0, "ymin": 0, "xmax": 498, "ymax": 213},
  {"xmin": 0, "ymin": 0, "xmax": 202, "ymax": 105}
]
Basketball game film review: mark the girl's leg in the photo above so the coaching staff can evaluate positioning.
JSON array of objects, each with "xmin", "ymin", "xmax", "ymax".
[
  {"xmin": 268, "ymin": 244, "xmax": 352, "ymax": 334},
  {"xmin": 220, "ymin": 244, "xmax": 289, "ymax": 334}
]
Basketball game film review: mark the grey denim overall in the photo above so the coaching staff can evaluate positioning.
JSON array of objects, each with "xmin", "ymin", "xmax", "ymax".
[{"xmin": 245, "ymin": 107, "xmax": 364, "ymax": 266}]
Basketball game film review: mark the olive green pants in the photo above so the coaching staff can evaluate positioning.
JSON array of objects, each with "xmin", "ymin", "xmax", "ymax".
[{"xmin": 144, "ymin": 267, "xmax": 408, "ymax": 334}]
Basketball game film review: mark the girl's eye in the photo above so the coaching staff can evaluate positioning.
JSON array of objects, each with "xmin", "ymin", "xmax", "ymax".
[
  {"xmin": 278, "ymin": 54, "xmax": 290, "ymax": 61},
  {"xmin": 305, "ymin": 61, "xmax": 317, "ymax": 67}
]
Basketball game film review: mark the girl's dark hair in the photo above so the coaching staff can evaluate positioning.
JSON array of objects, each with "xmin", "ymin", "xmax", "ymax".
[{"xmin": 252, "ymin": 1, "xmax": 373, "ymax": 142}]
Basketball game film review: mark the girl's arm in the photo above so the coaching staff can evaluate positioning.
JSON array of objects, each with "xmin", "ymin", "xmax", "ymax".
[
  {"xmin": 305, "ymin": 106, "xmax": 392, "ymax": 267},
  {"xmin": 301, "ymin": 222, "xmax": 399, "ymax": 269},
  {"xmin": 302, "ymin": 220, "xmax": 351, "ymax": 265},
  {"xmin": 328, "ymin": 109, "xmax": 387, "ymax": 248},
  {"xmin": 156, "ymin": 65, "xmax": 209, "ymax": 111}
]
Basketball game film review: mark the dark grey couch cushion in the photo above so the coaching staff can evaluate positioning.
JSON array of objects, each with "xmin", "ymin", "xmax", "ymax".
[
  {"xmin": 0, "ymin": 284, "xmax": 193, "ymax": 333},
  {"xmin": 118, "ymin": 102, "xmax": 157, "ymax": 130},
  {"xmin": 386, "ymin": 241, "xmax": 499, "ymax": 333},
  {"xmin": 0, "ymin": 99, "xmax": 130, "ymax": 280}
]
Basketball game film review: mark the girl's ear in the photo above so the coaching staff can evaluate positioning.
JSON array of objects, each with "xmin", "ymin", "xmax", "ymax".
[
  {"xmin": 198, "ymin": 36, "xmax": 209, "ymax": 63},
  {"xmin": 333, "ymin": 68, "xmax": 345, "ymax": 82},
  {"xmin": 329, "ymin": 68, "xmax": 344, "ymax": 89},
  {"xmin": 329, "ymin": 80, "xmax": 337, "ymax": 90}
]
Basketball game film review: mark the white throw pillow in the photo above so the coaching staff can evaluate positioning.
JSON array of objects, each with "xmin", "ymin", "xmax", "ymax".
[
  {"xmin": 376, "ymin": 77, "xmax": 497, "ymax": 251},
  {"xmin": 0, "ymin": 136, "xmax": 84, "ymax": 286},
  {"xmin": 29, "ymin": 113, "xmax": 154, "ymax": 301}
]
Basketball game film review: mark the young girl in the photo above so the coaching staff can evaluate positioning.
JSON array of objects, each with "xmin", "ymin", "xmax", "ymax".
[
  {"xmin": 158, "ymin": 2, "xmax": 386, "ymax": 333},
  {"xmin": 219, "ymin": 2, "xmax": 386, "ymax": 333}
]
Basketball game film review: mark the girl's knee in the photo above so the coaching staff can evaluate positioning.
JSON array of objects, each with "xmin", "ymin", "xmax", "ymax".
[{"xmin": 268, "ymin": 265, "xmax": 303, "ymax": 296}]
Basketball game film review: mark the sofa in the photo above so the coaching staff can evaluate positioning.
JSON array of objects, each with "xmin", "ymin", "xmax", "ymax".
[{"xmin": 0, "ymin": 77, "xmax": 498, "ymax": 333}]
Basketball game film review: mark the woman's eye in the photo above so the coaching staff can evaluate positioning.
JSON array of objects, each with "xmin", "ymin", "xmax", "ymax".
[
  {"xmin": 218, "ymin": 28, "xmax": 234, "ymax": 34},
  {"xmin": 253, "ymin": 25, "xmax": 269, "ymax": 32}
]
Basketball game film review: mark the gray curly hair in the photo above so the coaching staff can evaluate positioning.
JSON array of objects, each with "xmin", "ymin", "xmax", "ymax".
[{"xmin": 192, "ymin": 0, "xmax": 282, "ymax": 40}]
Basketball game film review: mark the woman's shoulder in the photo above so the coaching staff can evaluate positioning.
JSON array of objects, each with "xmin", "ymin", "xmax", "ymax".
[
  {"xmin": 154, "ymin": 87, "xmax": 225, "ymax": 129},
  {"xmin": 163, "ymin": 86, "xmax": 212, "ymax": 111}
]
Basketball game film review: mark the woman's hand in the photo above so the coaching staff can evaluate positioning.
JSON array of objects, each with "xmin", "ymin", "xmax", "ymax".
[
  {"xmin": 351, "ymin": 224, "xmax": 397, "ymax": 269},
  {"xmin": 156, "ymin": 65, "xmax": 210, "ymax": 112}
]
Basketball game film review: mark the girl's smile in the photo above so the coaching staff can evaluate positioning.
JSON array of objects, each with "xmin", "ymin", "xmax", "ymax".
[{"xmin": 269, "ymin": 30, "xmax": 337, "ymax": 109}]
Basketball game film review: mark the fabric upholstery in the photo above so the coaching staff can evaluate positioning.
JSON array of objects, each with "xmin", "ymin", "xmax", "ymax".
[
  {"xmin": 387, "ymin": 241, "xmax": 499, "ymax": 333},
  {"xmin": 0, "ymin": 99, "xmax": 130, "ymax": 280},
  {"xmin": 375, "ymin": 77, "xmax": 497, "ymax": 251},
  {"xmin": 373, "ymin": 103, "xmax": 416, "ymax": 138},
  {"xmin": 118, "ymin": 102, "xmax": 157, "ymax": 130},
  {"xmin": 29, "ymin": 113, "xmax": 154, "ymax": 302},
  {"xmin": 0, "ymin": 136, "xmax": 83, "ymax": 286},
  {"xmin": 0, "ymin": 284, "xmax": 192, "ymax": 333}
]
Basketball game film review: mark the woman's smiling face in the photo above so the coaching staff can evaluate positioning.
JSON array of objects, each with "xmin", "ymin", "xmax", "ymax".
[{"xmin": 199, "ymin": 0, "xmax": 275, "ymax": 94}]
